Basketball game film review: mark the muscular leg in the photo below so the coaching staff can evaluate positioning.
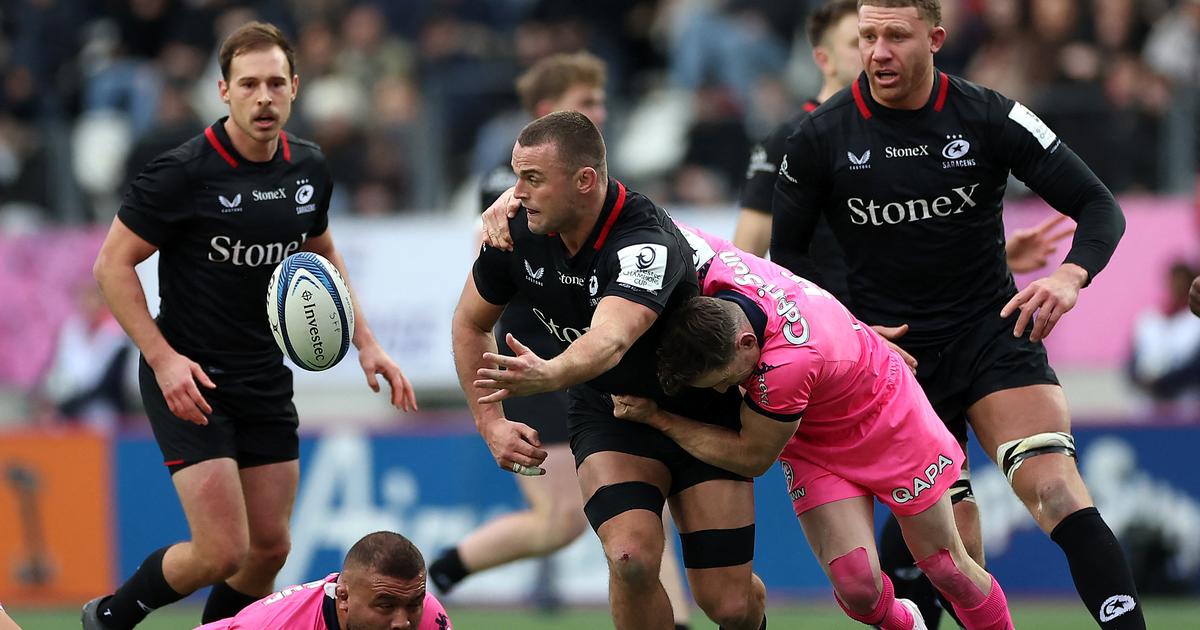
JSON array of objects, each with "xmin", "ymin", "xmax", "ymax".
[
  {"xmin": 660, "ymin": 505, "xmax": 692, "ymax": 629},
  {"xmin": 200, "ymin": 460, "xmax": 299, "ymax": 622},
  {"xmin": 578, "ymin": 451, "xmax": 673, "ymax": 630},
  {"xmin": 798, "ymin": 496, "xmax": 917, "ymax": 629},
  {"xmin": 970, "ymin": 385, "xmax": 1144, "ymax": 629},
  {"xmin": 669, "ymin": 479, "xmax": 764, "ymax": 630},
  {"xmin": 897, "ymin": 493, "xmax": 1012, "ymax": 630}
]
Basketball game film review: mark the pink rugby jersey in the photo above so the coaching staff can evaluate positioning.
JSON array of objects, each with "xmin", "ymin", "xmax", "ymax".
[
  {"xmin": 677, "ymin": 224, "xmax": 898, "ymax": 435},
  {"xmin": 195, "ymin": 573, "xmax": 452, "ymax": 630}
]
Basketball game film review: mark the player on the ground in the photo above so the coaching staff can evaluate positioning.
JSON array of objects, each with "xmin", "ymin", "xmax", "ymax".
[
  {"xmin": 84, "ymin": 22, "xmax": 415, "ymax": 630},
  {"xmin": 613, "ymin": 226, "xmax": 1014, "ymax": 630},
  {"xmin": 430, "ymin": 53, "xmax": 691, "ymax": 629},
  {"xmin": 454, "ymin": 111, "xmax": 766, "ymax": 630},
  {"xmin": 770, "ymin": 2, "xmax": 1142, "ymax": 628},
  {"xmin": 195, "ymin": 531, "xmax": 451, "ymax": 630}
]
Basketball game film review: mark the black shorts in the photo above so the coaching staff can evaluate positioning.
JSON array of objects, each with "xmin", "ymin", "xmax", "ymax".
[
  {"xmin": 496, "ymin": 303, "xmax": 570, "ymax": 444},
  {"xmin": 139, "ymin": 355, "xmax": 299, "ymax": 474},
  {"xmin": 568, "ymin": 384, "xmax": 749, "ymax": 496},
  {"xmin": 908, "ymin": 310, "xmax": 1060, "ymax": 443}
]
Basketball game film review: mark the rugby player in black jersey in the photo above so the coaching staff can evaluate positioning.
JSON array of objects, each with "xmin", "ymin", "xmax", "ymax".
[
  {"xmin": 84, "ymin": 22, "xmax": 415, "ymax": 630},
  {"xmin": 454, "ymin": 111, "xmax": 766, "ymax": 630},
  {"xmin": 430, "ymin": 53, "xmax": 692, "ymax": 630},
  {"xmin": 771, "ymin": 2, "xmax": 1144, "ymax": 628}
]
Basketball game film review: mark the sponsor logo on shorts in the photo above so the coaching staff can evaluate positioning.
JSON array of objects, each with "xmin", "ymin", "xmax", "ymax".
[
  {"xmin": 781, "ymin": 461, "xmax": 806, "ymax": 501},
  {"xmin": 1099, "ymin": 595, "xmax": 1136, "ymax": 622},
  {"xmin": 891, "ymin": 453, "xmax": 955, "ymax": 504}
]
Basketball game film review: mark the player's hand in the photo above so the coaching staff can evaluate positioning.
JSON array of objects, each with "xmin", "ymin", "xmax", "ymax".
[
  {"xmin": 870, "ymin": 324, "xmax": 918, "ymax": 373},
  {"xmin": 475, "ymin": 334, "xmax": 557, "ymax": 402},
  {"xmin": 1005, "ymin": 214, "xmax": 1076, "ymax": 274},
  {"xmin": 1190, "ymin": 275, "xmax": 1200, "ymax": 317},
  {"xmin": 481, "ymin": 418, "xmax": 547, "ymax": 476},
  {"xmin": 611, "ymin": 395, "xmax": 659, "ymax": 425},
  {"xmin": 358, "ymin": 342, "xmax": 418, "ymax": 412},
  {"xmin": 149, "ymin": 351, "xmax": 215, "ymax": 426},
  {"xmin": 1001, "ymin": 263, "xmax": 1088, "ymax": 342},
  {"xmin": 482, "ymin": 186, "xmax": 519, "ymax": 251}
]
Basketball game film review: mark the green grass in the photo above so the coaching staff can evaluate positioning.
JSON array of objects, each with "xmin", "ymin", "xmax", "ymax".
[{"xmin": 9, "ymin": 598, "xmax": 1199, "ymax": 629}]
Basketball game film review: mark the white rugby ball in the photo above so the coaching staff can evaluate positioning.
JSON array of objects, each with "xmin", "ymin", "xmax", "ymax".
[{"xmin": 266, "ymin": 252, "xmax": 355, "ymax": 371}]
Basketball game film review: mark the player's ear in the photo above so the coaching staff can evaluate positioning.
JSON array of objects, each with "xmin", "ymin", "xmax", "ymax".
[
  {"xmin": 291, "ymin": 74, "xmax": 300, "ymax": 100},
  {"xmin": 929, "ymin": 25, "xmax": 947, "ymax": 54},
  {"xmin": 577, "ymin": 166, "xmax": 598, "ymax": 193},
  {"xmin": 737, "ymin": 330, "xmax": 759, "ymax": 351},
  {"xmin": 811, "ymin": 46, "xmax": 831, "ymax": 75},
  {"xmin": 218, "ymin": 79, "xmax": 229, "ymax": 103}
]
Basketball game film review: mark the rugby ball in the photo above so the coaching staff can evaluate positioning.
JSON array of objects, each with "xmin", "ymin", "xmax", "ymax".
[{"xmin": 266, "ymin": 252, "xmax": 355, "ymax": 371}]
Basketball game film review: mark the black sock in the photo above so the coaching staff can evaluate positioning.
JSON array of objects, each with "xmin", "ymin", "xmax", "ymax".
[
  {"xmin": 674, "ymin": 624, "xmax": 690, "ymax": 630},
  {"xmin": 1051, "ymin": 507, "xmax": 1145, "ymax": 629},
  {"xmin": 428, "ymin": 547, "xmax": 470, "ymax": 595},
  {"xmin": 99, "ymin": 546, "xmax": 186, "ymax": 629},
  {"xmin": 717, "ymin": 614, "xmax": 764, "ymax": 630},
  {"xmin": 201, "ymin": 581, "xmax": 260, "ymax": 623}
]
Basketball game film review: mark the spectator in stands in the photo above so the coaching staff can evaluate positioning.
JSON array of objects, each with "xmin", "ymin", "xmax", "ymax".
[{"xmin": 1128, "ymin": 260, "xmax": 1200, "ymax": 415}]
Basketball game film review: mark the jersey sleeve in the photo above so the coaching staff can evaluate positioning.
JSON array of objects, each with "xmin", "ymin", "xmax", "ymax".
[
  {"xmin": 117, "ymin": 153, "xmax": 192, "ymax": 246},
  {"xmin": 742, "ymin": 346, "xmax": 822, "ymax": 422},
  {"xmin": 471, "ymin": 240, "xmax": 517, "ymax": 306},
  {"xmin": 739, "ymin": 120, "xmax": 791, "ymax": 212},
  {"xmin": 599, "ymin": 229, "xmax": 688, "ymax": 314},
  {"xmin": 770, "ymin": 120, "xmax": 831, "ymax": 285},
  {"xmin": 993, "ymin": 97, "xmax": 1125, "ymax": 282},
  {"xmin": 309, "ymin": 156, "xmax": 334, "ymax": 238},
  {"xmin": 419, "ymin": 593, "xmax": 453, "ymax": 630}
]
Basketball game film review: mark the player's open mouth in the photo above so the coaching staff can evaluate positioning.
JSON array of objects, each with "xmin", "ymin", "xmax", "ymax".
[
  {"xmin": 253, "ymin": 114, "xmax": 277, "ymax": 129},
  {"xmin": 874, "ymin": 70, "xmax": 899, "ymax": 86}
]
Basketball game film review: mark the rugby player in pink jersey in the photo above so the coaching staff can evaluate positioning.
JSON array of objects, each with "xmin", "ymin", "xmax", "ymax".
[
  {"xmin": 196, "ymin": 532, "xmax": 451, "ymax": 630},
  {"xmin": 612, "ymin": 226, "xmax": 1012, "ymax": 630}
]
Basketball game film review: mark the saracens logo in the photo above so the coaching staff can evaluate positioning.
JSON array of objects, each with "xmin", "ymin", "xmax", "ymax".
[
  {"xmin": 295, "ymin": 178, "xmax": 317, "ymax": 214},
  {"xmin": 941, "ymin": 134, "xmax": 976, "ymax": 168}
]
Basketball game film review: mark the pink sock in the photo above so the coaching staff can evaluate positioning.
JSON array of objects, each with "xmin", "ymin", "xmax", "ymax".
[
  {"xmin": 835, "ymin": 572, "xmax": 916, "ymax": 630},
  {"xmin": 951, "ymin": 577, "xmax": 1014, "ymax": 630}
]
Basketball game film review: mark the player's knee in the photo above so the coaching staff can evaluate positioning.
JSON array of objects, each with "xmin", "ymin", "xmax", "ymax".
[
  {"xmin": 915, "ymin": 549, "xmax": 985, "ymax": 606},
  {"xmin": 696, "ymin": 588, "xmax": 756, "ymax": 628},
  {"xmin": 603, "ymin": 533, "xmax": 663, "ymax": 586},
  {"xmin": 1020, "ymin": 470, "xmax": 1087, "ymax": 524},
  {"xmin": 828, "ymin": 547, "xmax": 881, "ymax": 616},
  {"xmin": 198, "ymin": 546, "xmax": 247, "ymax": 583},
  {"xmin": 246, "ymin": 538, "xmax": 292, "ymax": 574}
]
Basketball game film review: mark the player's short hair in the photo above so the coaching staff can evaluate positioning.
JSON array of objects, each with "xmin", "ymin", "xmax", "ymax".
[
  {"xmin": 657, "ymin": 297, "xmax": 742, "ymax": 396},
  {"xmin": 858, "ymin": 0, "xmax": 942, "ymax": 27},
  {"xmin": 807, "ymin": 0, "xmax": 860, "ymax": 47},
  {"xmin": 219, "ymin": 21, "xmax": 297, "ymax": 81},
  {"xmin": 516, "ymin": 52, "xmax": 607, "ymax": 115},
  {"xmin": 343, "ymin": 531, "xmax": 425, "ymax": 580},
  {"xmin": 517, "ymin": 110, "xmax": 608, "ymax": 181}
]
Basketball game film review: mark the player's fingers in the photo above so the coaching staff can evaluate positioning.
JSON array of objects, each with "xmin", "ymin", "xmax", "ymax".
[
  {"xmin": 1033, "ymin": 213, "xmax": 1069, "ymax": 233},
  {"xmin": 1032, "ymin": 301, "xmax": 1067, "ymax": 343},
  {"xmin": 894, "ymin": 345, "xmax": 918, "ymax": 373},
  {"xmin": 510, "ymin": 439, "xmax": 548, "ymax": 465},
  {"xmin": 505, "ymin": 461, "xmax": 546, "ymax": 476},
  {"xmin": 365, "ymin": 369, "xmax": 381, "ymax": 393},
  {"xmin": 176, "ymin": 392, "xmax": 208, "ymax": 426},
  {"xmin": 514, "ymin": 423, "xmax": 542, "ymax": 447},
  {"xmin": 1049, "ymin": 225, "xmax": 1076, "ymax": 243},
  {"xmin": 191, "ymin": 363, "xmax": 217, "ymax": 389},
  {"xmin": 477, "ymin": 389, "xmax": 511, "ymax": 404},
  {"xmin": 1000, "ymin": 288, "xmax": 1030, "ymax": 318},
  {"xmin": 505, "ymin": 333, "xmax": 531, "ymax": 355},
  {"xmin": 476, "ymin": 367, "xmax": 517, "ymax": 383},
  {"xmin": 1012, "ymin": 294, "xmax": 1041, "ymax": 338},
  {"xmin": 481, "ymin": 352, "xmax": 520, "ymax": 369},
  {"xmin": 186, "ymin": 382, "xmax": 213, "ymax": 415}
]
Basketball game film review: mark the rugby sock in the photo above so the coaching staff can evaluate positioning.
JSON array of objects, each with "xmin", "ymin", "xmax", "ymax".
[
  {"xmin": 716, "ymin": 615, "xmax": 764, "ymax": 630},
  {"xmin": 1051, "ymin": 507, "xmax": 1145, "ymax": 629},
  {"xmin": 675, "ymin": 625, "xmax": 691, "ymax": 630},
  {"xmin": 836, "ymin": 572, "xmax": 915, "ymax": 629},
  {"xmin": 201, "ymin": 581, "xmax": 259, "ymax": 623},
  {"xmin": 880, "ymin": 513, "xmax": 957, "ymax": 629},
  {"xmin": 428, "ymin": 547, "xmax": 470, "ymax": 594},
  {"xmin": 99, "ymin": 546, "xmax": 185, "ymax": 629},
  {"xmin": 944, "ymin": 577, "xmax": 1012, "ymax": 630}
]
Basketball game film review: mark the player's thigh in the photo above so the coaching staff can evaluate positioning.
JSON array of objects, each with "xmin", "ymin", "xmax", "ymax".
[
  {"xmin": 577, "ymin": 450, "xmax": 671, "ymax": 500},
  {"xmin": 238, "ymin": 459, "xmax": 300, "ymax": 548},
  {"xmin": 668, "ymin": 478, "xmax": 757, "ymax": 598},
  {"xmin": 798, "ymin": 496, "xmax": 877, "ymax": 568},
  {"xmin": 894, "ymin": 493, "xmax": 968, "ymax": 562},
  {"xmin": 668, "ymin": 477, "xmax": 755, "ymax": 532},
  {"xmin": 516, "ymin": 443, "xmax": 583, "ymax": 515},
  {"xmin": 172, "ymin": 457, "xmax": 249, "ymax": 550},
  {"xmin": 967, "ymin": 383, "xmax": 1071, "ymax": 456}
]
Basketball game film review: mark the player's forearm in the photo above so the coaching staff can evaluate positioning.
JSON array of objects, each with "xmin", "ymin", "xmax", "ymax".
[
  {"xmin": 650, "ymin": 409, "xmax": 773, "ymax": 477},
  {"xmin": 450, "ymin": 317, "xmax": 506, "ymax": 430},
  {"xmin": 93, "ymin": 258, "xmax": 174, "ymax": 367},
  {"xmin": 1035, "ymin": 152, "xmax": 1126, "ymax": 282},
  {"xmin": 543, "ymin": 326, "xmax": 630, "ymax": 390},
  {"xmin": 733, "ymin": 209, "xmax": 772, "ymax": 257}
]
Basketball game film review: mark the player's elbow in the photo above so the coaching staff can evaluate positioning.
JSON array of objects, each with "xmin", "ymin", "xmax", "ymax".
[{"xmin": 735, "ymin": 452, "xmax": 775, "ymax": 478}]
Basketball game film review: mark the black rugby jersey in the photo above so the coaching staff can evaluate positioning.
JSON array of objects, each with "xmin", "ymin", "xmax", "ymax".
[
  {"xmin": 119, "ymin": 117, "xmax": 333, "ymax": 367},
  {"xmin": 740, "ymin": 99, "xmax": 852, "ymax": 308},
  {"xmin": 772, "ymin": 71, "xmax": 1124, "ymax": 347},
  {"xmin": 472, "ymin": 178, "xmax": 697, "ymax": 398}
]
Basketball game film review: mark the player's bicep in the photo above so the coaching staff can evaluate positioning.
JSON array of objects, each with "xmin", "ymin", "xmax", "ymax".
[
  {"xmin": 96, "ymin": 215, "xmax": 159, "ymax": 269},
  {"xmin": 740, "ymin": 402, "xmax": 800, "ymax": 464},
  {"xmin": 453, "ymin": 273, "xmax": 505, "ymax": 333}
]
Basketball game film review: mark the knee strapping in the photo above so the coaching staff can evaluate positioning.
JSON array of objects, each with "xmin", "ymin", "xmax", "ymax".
[
  {"xmin": 996, "ymin": 431, "xmax": 1076, "ymax": 484},
  {"xmin": 679, "ymin": 524, "xmax": 755, "ymax": 569},
  {"xmin": 583, "ymin": 481, "xmax": 664, "ymax": 531},
  {"xmin": 828, "ymin": 547, "xmax": 882, "ymax": 616},
  {"xmin": 915, "ymin": 548, "xmax": 987, "ymax": 609},
  {"xmin": 949, "ymin": 467, "xmax": 976, "ymax": 504}
]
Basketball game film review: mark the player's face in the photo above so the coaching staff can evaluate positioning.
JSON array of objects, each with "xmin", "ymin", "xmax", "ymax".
[
  {"xmin": 550, "ymin": 83, "xmax": 608, "ymax": 130},
  {"xmin": 818, "ymin": 14, "xmax": 863, "ymax": 90},
  {"xmin": 218, "ymin": 46, "xmax": 298, "ymax": 144},
  {"xmin": 857, "ymin": 5, "xmax": 945, "ymax": 109},
  {"xmin": 340, "ymin": 571, "xmax": 426, "ymax": 630},
  {"xmin": 511, "ymin": 140, "xmax": 584, "ymax": 236},
  {"xmin": 689, "ymin": 339, "xmax": 760, "ymax": 394}
]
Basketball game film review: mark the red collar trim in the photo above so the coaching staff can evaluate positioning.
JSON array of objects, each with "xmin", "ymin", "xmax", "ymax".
[
  {"xmin": 204, "ymin": 127, "xmax": 238, "ymax": 169},
  {"xmin": 851, "ymin": 79, "xmax": 872, "ymax": 120},
  {"xmin": 593, "ymin": 180, "xmax": 627, "ymax": 251},
  {"xmin": 280, "ymin": 132, "xmax": 292, "ymax": 162},
  {"xmin": 933, "ymin": 71, "xmax": 950, "ymax": 112}
]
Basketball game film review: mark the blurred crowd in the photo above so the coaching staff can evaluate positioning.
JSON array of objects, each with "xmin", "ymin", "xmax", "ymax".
[{"xmin": 1, "ymin": 0, "xmax": 1199, "ymax": 225}]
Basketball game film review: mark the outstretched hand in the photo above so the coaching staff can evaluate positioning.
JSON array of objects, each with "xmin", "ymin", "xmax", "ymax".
[
  {"xmin": 358, "ymin": 342, "xmax": 418, "ymax": 411},
  {"xmin": 1005, "ymin": 214, "xmax": 1075, "ymax": 274},
  {"xmin": 475, "ymin": 334, "xmax": 558, "ymax": 403},
  {"xmin": 870, "ymin": 324, "xmax": 918, "ymax": 374},
  {"xmin": 1000, "ymin": 264, "xmax": 1088, "ymax": 342}
]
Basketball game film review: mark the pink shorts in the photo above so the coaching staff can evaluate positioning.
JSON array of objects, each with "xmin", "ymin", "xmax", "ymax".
[{"xmin": 777, "ymin": 356, "xmax": 964, "ymax": 517}]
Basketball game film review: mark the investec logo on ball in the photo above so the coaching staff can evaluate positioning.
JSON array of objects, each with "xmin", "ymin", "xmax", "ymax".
[
  {"xmin": 848, "ymin": 183, "xmax": 980, "ymax": 226},
  {"xmin": 209, "ymin": 232, "xmax": 308, "ymax": 266}
]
